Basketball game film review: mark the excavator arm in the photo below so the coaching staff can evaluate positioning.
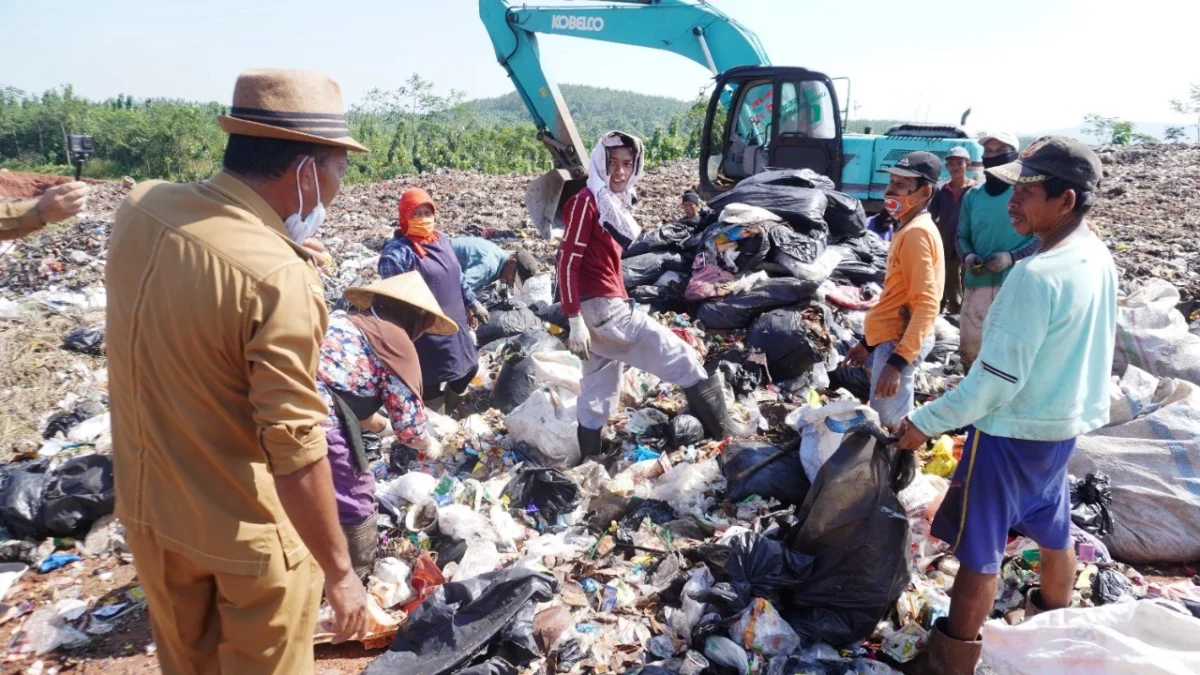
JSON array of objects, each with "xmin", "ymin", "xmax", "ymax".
[{"xmin": 479, "ymin": 0, "xmax": 770, "ymax": 236}]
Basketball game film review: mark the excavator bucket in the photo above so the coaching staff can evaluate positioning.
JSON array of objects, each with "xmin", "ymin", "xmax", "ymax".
[{"xmin": 525, "ymin": 169, "xmax": 585, "ymax": 240}]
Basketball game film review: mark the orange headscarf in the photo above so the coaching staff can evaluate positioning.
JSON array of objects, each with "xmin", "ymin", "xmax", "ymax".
[{"xmin": 397, "ymin": 188, "xmax": 439, "ymax": 256}]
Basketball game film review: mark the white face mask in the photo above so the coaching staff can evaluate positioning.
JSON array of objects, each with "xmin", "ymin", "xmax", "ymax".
[{"xmin": 284, "ymin": 156, "xmax": 325, "ymax": 243}]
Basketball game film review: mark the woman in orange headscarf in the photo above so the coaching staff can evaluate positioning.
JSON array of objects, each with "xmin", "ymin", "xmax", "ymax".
[{"xmin": 377, "ymin": 188, "xmax": 484, "ymax": 414}]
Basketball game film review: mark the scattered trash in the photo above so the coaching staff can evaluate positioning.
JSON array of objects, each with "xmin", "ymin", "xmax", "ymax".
[{"xmin": 61, "ymin": 327, "xmax": 104, "ymax": 356}]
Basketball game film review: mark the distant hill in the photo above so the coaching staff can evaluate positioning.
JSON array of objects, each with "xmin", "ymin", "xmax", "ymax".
[
  {"xmin": 1020, "ymin": 122, "xmax": 1195, "ymax": 144},
  {"xmin": 458, "ymin": 84, "xmax": 695, "ymax": 142}
]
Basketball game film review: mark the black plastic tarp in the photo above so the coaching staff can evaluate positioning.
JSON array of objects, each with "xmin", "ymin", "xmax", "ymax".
[
  {"xmin": 737, "ymin": 168, "xmax": 835, "ymax": 192},
  {"xmin": 40, "ymin": 454, "xmax": 115, "ymax": 538},
  {"xmin": 625, "ymin": 221, "xmax": 696, "ymax": 257},
  {"xmin": 365, "ymin": 567, "xmax": 558, "ymax": 675},
  {"xmin": 697, "ymin": 278, "xmax": 820, "ymax": 330},
  {"xmin": 501, "ymin": 467, "xmax": 581, "ymax": 528},
  {"xmin": 822, "ymin": 191, "xmax": 867, "ymax": 244}
]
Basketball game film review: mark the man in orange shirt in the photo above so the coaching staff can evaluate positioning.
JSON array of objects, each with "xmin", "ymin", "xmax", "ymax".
[{"xmin": 846, "ymin": 151, "xmax": 945, "ymax": 428}]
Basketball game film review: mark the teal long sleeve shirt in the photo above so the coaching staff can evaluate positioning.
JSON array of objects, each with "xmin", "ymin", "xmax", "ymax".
[{"xmin": 957, "ymin": 184, "xmax": 1040, "ymax": 288}]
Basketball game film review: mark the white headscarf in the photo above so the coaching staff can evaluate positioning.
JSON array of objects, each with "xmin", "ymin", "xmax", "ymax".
[{"xmin": 586, "ymin": 131, "xmax": 645, "ymax": 250}]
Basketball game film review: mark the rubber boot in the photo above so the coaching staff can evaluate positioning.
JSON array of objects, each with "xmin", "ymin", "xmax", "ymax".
[
  {"xmin": 425, "ymin": 395, "xmax": 445, "ymax": 415},
  {"xmin": 444, "ymin": 387, "xmax": 463, "ymax": 418},
  {"xmin": 578, "ymin": 425, "xmax": 604, "ymax": 462},
  {"xmin": 902, "ymin": 618, "xmax": 982, "ymax": 675},
  {"xmin": 683, "ymin": 373, "xmax": 732, "ymax": 440}
]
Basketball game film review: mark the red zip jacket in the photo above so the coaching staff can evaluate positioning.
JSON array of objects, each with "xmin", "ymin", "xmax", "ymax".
[{"xmin": 557, "ymin": 188, "xmax": 628, "ymax": 316}]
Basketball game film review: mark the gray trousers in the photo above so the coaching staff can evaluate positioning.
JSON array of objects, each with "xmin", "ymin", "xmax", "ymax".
[{"xmin": 578, "ymin": 297, "xmax": 707, "ymax": 430}]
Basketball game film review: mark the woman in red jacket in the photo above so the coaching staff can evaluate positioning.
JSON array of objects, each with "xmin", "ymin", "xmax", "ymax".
[{"xmin": 557, "ymin": 131, "xmax": 730, "ymax": 460}]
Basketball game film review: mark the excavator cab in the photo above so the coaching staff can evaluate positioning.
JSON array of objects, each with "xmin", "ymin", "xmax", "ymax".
[{"xmin": 699, "ymin": 66, "xmax": 843, "ymax": 199}]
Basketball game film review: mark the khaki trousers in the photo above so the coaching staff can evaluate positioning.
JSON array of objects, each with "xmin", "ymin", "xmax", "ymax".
[
  {"xmin": 127, "ymin": 528, "xmax": 323, "ymax": 675},
  {"xmin": 959, "ymin": 285, "xmax": 1002, "ymax": 372}
]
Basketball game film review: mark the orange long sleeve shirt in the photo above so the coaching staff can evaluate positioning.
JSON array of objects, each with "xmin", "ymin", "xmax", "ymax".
[{"xmin": 863, "ymin": 211, "xmax": 945, "ymax": 366}]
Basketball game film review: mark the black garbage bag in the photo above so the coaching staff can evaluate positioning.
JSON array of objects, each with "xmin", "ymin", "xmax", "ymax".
[
  {"xmin": 738, "ymin": 168, "xmax": 836, "ymax": 191},
  {"xmin": 62, "ymin": 327, "xmax": 104, "ymax": 356},
  {"xmin": 670, "ymin": 414, "xmax": 705, "ymax": 447},
  {"xmin": 781, "ymin": 429, "xmax": 914, "ymax": 647},
  {"xmin": 630, "ymin": 285, "xmax": 684, "ymax": 314},
  {"xmin": 476, "ymin": 300, "xmax": 544, "ymax": 346},
  {"xmin": 697, "ymin": 278, "xmax": 820, "ymax": 330},
  {"xmin": 822, "ymin": 191, "xmax": 867, "ymax": 244},
  {"xmin": 491, "ymin": 331, "xmax": 565, "ymax": 414},
  {"xmin": 722, "ymin": 442, "xmax": 811, "ymax": 506},
  {"xmin": 42, "ymin": 410, "xmax": 90, "ymax": 440},
  {"xmin": 747, "ymin": 305, "xmax": 830, "ymax": 381},
  {"xmin": 0, "ymin": 541, "xmax": 39, "ymax": 565},
  {"xmin": 626, "ymin": 221, "xmax": 695, "ymax": 257},
  {"xmin": 710, "ymin": 184, "xmax": 829, "ymax": 235},
  {"xmin": 362, "ymin": 431, "xmax": 383, "ymax": 463},
  {"xmin": 1069, "ymin": 473, "xmax": 1114, "ymax": 538},
  {"xmin": 696, "ymin": 532, "xmax": 815, "ymax": 617},
  {"xmin": 364, "ymin": 567, "xmax": 558, "ymax": 675},
  {"xmin": 40, "ymin": 454, "xmax": 115, "ymax": 538},
  {"xmin": 1093, "ymin": 566, "xmax": 1133, "ymax": 605},
  {"xmin": 622, "ymin": 252, "xmax": 687, "ymax": 288},
  {"xmin": 619, "ymin": 499, "xmax": 678, "ymax": 530},
  {"xmin": 706, "ymin": 347, "xmax": 769, "ymax": 399},
  {"xmin": 475, "ymin": 282, "xmax": 509, "ymax": 311},
  {"xmin": 768, "ymin": 224, "xmax": 826, "ymax": 272},
  {"xmin": 0, "ymin": 462, "xmax": 52, "ymax": 540},
  {"xmin": 502, "ymin": 467, "xmax": 581, "ymax": 527}
]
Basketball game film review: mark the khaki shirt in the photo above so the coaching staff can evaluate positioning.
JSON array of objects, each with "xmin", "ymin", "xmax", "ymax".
[
  {"xmin": 0, "ymin": 199, "xmax": 45, "ymax": 241},
  {"xmin": 106, "ymin": 171, "xmax": 329, "ymax": 576}
]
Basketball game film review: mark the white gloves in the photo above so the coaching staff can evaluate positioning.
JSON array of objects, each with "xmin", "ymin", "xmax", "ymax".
[
  {"xmin": 964, "ymin": 253, "xmax": 985, "ymax": 276},
  {"xmin": 567, "ymin": 315, "xmax": 591, "ymax": 361},
  {"xmin": 984, "ymin": 251, "xmax": 1014, "ymax": 273}
]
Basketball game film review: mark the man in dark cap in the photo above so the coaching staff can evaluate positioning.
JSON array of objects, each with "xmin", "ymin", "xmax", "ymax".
[
  {"xmin": 898, "ymin": 137, "xmax": 1116, "ymax": 675},
  {"xmin": 680, "ymin": 190, "xmax": 710, "ymax": 222},
  {"xmin": 845, "ymin": 151, "xmax": 945, "ymax": 428}
]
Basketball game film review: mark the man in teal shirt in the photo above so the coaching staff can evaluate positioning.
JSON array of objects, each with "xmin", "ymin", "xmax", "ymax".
[
  {"xmin": 957, "ymin": 132, "xmax": 1039, "ymax": 369},
  {"xmin": 450, "ymin": 236, "xmax": 540, "ymax": 292},
  {"xmin": 898, "ymin": 137, "xmax": 1115, "ymax": 675}
]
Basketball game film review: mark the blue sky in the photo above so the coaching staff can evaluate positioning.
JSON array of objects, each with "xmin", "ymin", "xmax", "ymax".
[{"xmin": 3, "ymin": 0, "xmax": 1197, "ymax": 135}]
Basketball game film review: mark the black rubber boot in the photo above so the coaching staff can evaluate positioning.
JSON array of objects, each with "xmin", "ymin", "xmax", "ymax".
[
  {"xmin": 444, "ymin": 387, "xmax": 463, "ymax": 417},
  {"xmin": 578, "ymin": 425, "xmax": 604, "ymax": 462},
  {"xmin": 683, "ymin": 373, "xmax": 732, "ymax": 440},
  {"xmin": 424, "ymin": 395, "xmax": 445, "ymax": 415}
]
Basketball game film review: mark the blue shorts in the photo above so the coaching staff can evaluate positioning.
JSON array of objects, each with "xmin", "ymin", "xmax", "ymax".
[{"xmin": 931, "ymin": 428, "xmax": 1076, "ymax": 574}]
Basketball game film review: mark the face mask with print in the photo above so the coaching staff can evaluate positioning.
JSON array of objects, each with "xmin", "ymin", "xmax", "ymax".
[
  {"xmin": 883, "ymin": 187, "xmax": 928, "ymax": 218},
  {"xmin": 284, "ymin": 156, "xmax": 325, "ymax": 243}
]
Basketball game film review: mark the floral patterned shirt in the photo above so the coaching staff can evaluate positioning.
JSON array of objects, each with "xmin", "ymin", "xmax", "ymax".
[{"xmin": 316, "ymin": 311, "xmax": 426, "ymax": 444}]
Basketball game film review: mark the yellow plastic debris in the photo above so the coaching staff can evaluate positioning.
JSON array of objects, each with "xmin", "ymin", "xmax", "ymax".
[{"xmin": 923, "ymin": 435, "xmax": 958, "ymax": 477}]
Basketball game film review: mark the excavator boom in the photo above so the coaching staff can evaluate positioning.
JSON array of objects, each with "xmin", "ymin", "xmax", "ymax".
[{"xmin": 479, "ymin": 0, "xmax": 769, "ymax": 236}]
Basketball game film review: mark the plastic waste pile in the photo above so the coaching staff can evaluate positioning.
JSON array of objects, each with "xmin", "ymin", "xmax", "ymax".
[{"xmin": 2, "ymin": 150, "xmax": 1200, "ymax": 672}]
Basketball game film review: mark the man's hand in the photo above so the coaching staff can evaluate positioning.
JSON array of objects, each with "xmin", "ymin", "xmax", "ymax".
[
  {"xmin": 874, "ymin": 363, "xmax": 901, "ymax": 399},
  {"xmin": 845, "ymin": 342, "xmax": 870, "ymax": 368},
  {"xmin": 323, "ymin": 568, "xmax": 369, "ymax": 644},
  {"xmin": 896, "ymin": 417, "xmax": 931, "ymax": 451},
  {"xmin": 963, "ymin": 253, "xmax": 986, "ymax": 276},
  {"xmin": 984, "ymin": 251, "xmax": 1013, "ymax": 273},
  {"xmin": 37, "ymin": 182, "xmax": 89, "ymax": 224},
  {"xmin": 471, "ymin": 301, "xmax": 491, "ymax": 325},
  {"xmin": 567, "ymin": 315, "xmax": 591, "ymax": 361}
]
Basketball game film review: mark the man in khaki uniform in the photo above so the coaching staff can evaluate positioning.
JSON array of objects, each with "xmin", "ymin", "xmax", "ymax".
[
  {"xmin": 1, "ymin": 181, "xmax": 89, "ymax": 240},
  {"xmin": 106, "ymin": 70, "xmax": 370, "ymax": 674}
]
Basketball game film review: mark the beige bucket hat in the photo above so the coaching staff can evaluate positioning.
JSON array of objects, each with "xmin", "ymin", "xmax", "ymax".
[
  {"xmin": 344, "ymin": 272, "xmax": 459, "ymax": 335},
  {"xmin": 217, "ymin": 69, "xmax": 369, "ymax": 153}
]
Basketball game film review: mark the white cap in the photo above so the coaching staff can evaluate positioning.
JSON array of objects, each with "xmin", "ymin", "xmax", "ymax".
[
  {"xmin": 979, "ymin": 132, "xmax": 1019, "ymax": 152},
  {"xmin": 947, "ymin": 146, "xmax": 971, "ymax": 160}
]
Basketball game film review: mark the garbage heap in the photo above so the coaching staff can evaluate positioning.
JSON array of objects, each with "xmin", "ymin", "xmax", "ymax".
[{"xmin": 1, "ymin": 150, "xmax": 1200, "ymax": 673}]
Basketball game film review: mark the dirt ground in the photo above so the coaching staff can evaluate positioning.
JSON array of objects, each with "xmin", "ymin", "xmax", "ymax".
[{"xmin": 0, "ymin": 172, "xmax": 102, "ymax": 200}]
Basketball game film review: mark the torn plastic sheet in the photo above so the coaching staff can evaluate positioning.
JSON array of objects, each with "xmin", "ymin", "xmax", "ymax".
[{"xmin": 364, "ymin": 567, "xmax": 558, "ymax": 675}]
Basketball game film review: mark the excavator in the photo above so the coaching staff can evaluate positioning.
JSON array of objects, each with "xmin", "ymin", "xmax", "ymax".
[{"xmin": 480, "ymin": 0, "xmax": 982, "ymax": 237}]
